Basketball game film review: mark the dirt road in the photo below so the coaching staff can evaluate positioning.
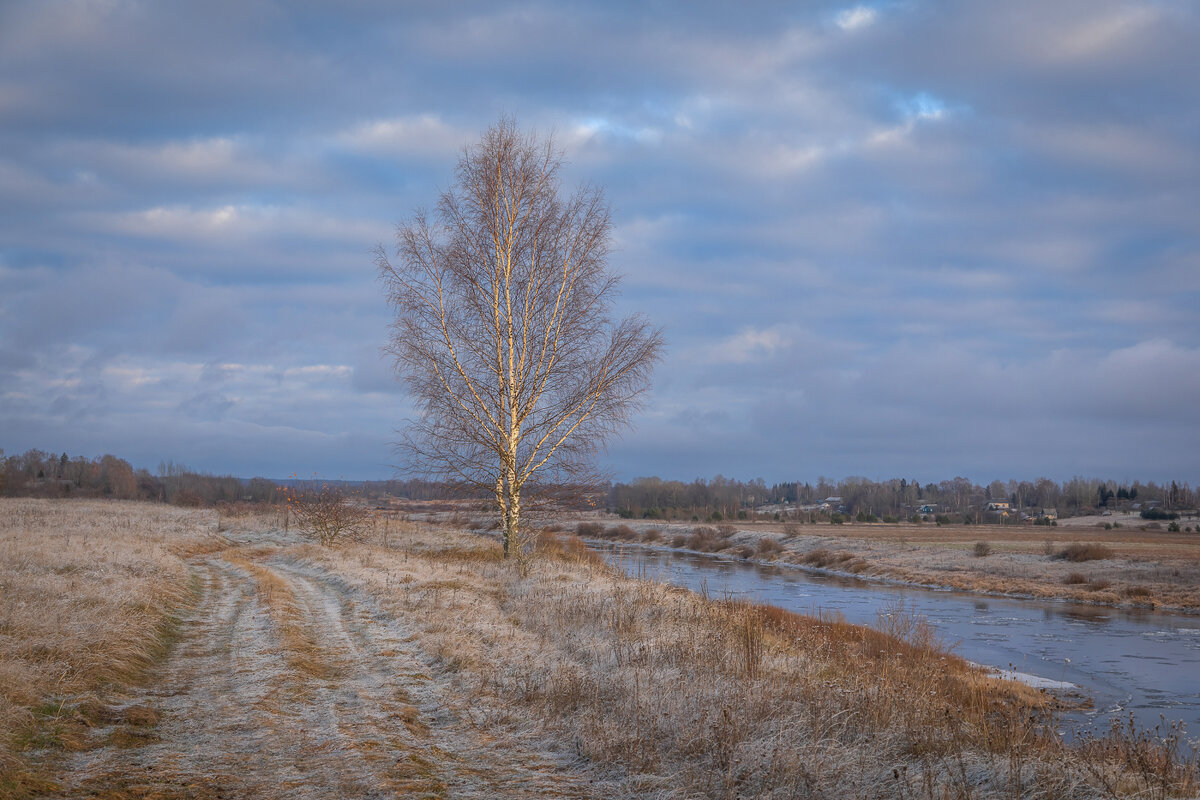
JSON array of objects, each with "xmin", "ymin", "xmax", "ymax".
[{"xmin": 52, "ymin": 537, "xmax": 586, "ymax": 799}]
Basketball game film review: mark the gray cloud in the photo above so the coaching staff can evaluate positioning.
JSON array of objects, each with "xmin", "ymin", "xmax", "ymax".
[{"xmin": 1, "ymin": 0, "xmax": 1196, "ymax": 482}]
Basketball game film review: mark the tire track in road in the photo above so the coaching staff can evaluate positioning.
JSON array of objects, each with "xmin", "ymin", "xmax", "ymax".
[{"xmin": 50, "ymin": 543, "xmax": 588, "ymax": 799}]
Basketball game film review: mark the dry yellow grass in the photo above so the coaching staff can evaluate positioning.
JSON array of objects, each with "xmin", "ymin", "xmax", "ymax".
[
  {"xmin": 302, "ymin": 522, "xmax": 1198, "ymax": 798},
  {"xmin": 4, "ymin": 500, "xmax": 1196, "ymax": 798},
  {"xmin": 0, "ymin": 498, "xmax": 223, "ymax": 797}
]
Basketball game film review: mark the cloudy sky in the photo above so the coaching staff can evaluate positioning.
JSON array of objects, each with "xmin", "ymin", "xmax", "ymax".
[{"xmin": 1, "ymin": 1, "xmax": 1197, "ymax": 485}]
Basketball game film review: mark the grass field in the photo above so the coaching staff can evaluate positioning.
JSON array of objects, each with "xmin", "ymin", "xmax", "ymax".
[{"xmin": 2, "ymin": 498, "xmax": 1197, "ymax": 798}]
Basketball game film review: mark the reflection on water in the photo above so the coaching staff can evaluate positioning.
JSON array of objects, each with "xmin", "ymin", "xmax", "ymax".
[{"xmin": 597, "ymin": 542, "xmax": 1200, "ymax": 740}]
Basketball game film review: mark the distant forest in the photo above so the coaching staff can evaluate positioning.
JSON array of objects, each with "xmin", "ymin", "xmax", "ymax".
[
  {"xmin": 2, "ymin": 447, "xmax": 1195, "ymax": 522},
  {"xmin": 608, "ymin": 474, "xmax": 1197, "ymax": 522},
  {"xmin": 0, "ymin": 447, "xmax": 460, "ymax": 506}
]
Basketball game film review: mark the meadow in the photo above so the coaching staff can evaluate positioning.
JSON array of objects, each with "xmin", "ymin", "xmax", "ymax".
[{"xmin": 1, "ymin": 498, "xmax": 1196, "ymax": 798}]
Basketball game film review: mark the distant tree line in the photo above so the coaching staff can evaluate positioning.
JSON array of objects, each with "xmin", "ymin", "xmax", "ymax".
[
  {"xmin": 0, "ymin": 448, "xmax": 279, "ymax": 505},
  {"xmin": 4, "ymin": 445, "xmax": 1195, "ymax": 523},
  {"xmin": 608, "ymin": 474, "xmax": 1197, "ymax": 522}
]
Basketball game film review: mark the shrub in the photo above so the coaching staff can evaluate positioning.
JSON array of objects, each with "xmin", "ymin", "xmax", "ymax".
[
  {"xmin": 686, "ymin": 526, "xmax": 723, "ymax": 552},
  {"xmin": 755, "ymin": 537, "xmax": 783, "ymax": 557},
  {"xmin": 1141, "ymin": 508, "xmax": 1178, "ymax": 521},
  {"xmin": 575, "ymin": 521, "xmax": 603, "ymax": 538},
  {"xmin": 882, "ymin": 515, "xmax": 899, "ymax": 524},
  {"xmin": 643, "ymin": 528, "xmax": 661, "ymax": 542},
  {"xmin": 972, "ymin": 541, "xmax": 992, "ymax": 558},
  {"xmin": 782, "ymin": 523, "xmax": 800, "ymax": 537},
  {"xmin": 802, "ymin": 548, "xmax": 833, "ymax": 567},
  {"xmin": 855, "ymin": 511, "xmax": 877, "ymax": 523},
  {"xmin": 737, "ymin": 510, "xmax": 748, "ymax": 520},
  {"xmin": 935, "ymin": 514, "xmax": 951, "ymax": 526},
  {"xmin": 605, "ymin": 524, "xmax": 639, "ymax": 541},
  {"xmin": 1088, "ymin": 578, "xmax": 1112, "ymax": 590},
  {"xmin": 829, "ymin": 513, "xmax": 846, "ymax": 525},
  {"xmin": 1056, "ymin": 542, "xmax": 1115, "ymax": 562},
  {"xmin": 909, "ymin": 514, "xmax": 922, "ymax": 524},
  {"xmin": 1167, "ymin": 521, "xmax": 1181, "ymax": 532},
  {"xmin": 282, "ymin": 482, "xmax": 371, "ymax": 547},
  {"xmin": 670, "ymin": 534, "xmax": 687, "ymax": 548},
  {"xmin": 1122, "ymin": 584, "xmax": 1152, "ymax": 598},
  {"xmin": 709, "ymin": 511, "xmax": 723, "ymax": 522},
  {"xmin": 1064, "ymin": 572, "xmax": 1088, "ymax": 585}
]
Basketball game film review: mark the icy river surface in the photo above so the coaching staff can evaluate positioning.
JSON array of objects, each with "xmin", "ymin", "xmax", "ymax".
[{"xmin": 595, "ymin": 542, "xmax": 1200, "ymax": 740}]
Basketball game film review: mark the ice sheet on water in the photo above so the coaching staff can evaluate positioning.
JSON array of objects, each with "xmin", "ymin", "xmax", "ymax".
[{"xmin": 966, "ymin": 661, "xmax": 1076, "ymax": 690}]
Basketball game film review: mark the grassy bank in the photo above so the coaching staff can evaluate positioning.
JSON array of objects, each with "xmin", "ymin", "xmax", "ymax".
[
  {"xmin": 301, "ymin": 518, "xmax": 1198, "ymax": 798},
  {"xmin": 0, "ymin": 499, "xmax": 223, "ymax": 798},
  {"xmin": 560, "ymin": 517, "xmax": 1200, "ymax": 613}
]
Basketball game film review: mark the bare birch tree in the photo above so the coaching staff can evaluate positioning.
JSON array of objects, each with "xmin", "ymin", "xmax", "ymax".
[{"xmin": 376, "ymin": 119, "xmax": 663, "ymax": 569}]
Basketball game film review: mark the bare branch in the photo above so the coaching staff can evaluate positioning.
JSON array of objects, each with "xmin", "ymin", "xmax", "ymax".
[{"xmin": 378, "ymin": 118, "xmax": 663, "ymax": 567}]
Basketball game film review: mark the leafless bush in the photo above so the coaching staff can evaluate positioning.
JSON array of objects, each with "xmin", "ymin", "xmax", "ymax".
[
  {"xmin": 973, "ymin": 541, "xmax": 992, "ymax": 557},
  {"xmin": 282, "ymin": 482, "xmax": 371, "ymax": 547},
  {"xmin": 1065, "ymin": 572, "xmax": 1089, "ymax": 585},
  {"xmin": 605, "ymin": 524, "xmax": 639, "ymax": 541},
  {"xmin": 1057, "ymin": 542, "xmax": 1115, "ymax": 562},
  {"xmin": 686, "ymin": 526, "xmax": 726, "ymax": 552},
  {"xmin": 575, "ymin": 521, "xmax": 604, "ymax": 538},
  {"xmin": 802, "ymin": 547, "xmax": 834, "ymax": 566},
  {"xmin": 755, "ymin": 537, "xmax": 783, "ymax": 557},
  {"xmin": 642, "ymin": 528, "xmax": 661, "ymax": 542}
]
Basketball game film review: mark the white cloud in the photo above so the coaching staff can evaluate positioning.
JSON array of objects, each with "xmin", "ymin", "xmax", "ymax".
[
  {"xmin": 1053, "ymin": 7, "xmax": 1160, "ymax": 62},
  {"xmin": 835, "ymin": 6, "xmax": 877, "ymax": 32},
  {"xmin": 337, "ymin": 114, "xmax": 473, "ymax": 157},
  {"xmin": 81, "ymin": 203, "xmax": 381, "ymax": 246},
  {"xmin": 710, "ymin": 326, "xmax": 793, "ymax": 364}
]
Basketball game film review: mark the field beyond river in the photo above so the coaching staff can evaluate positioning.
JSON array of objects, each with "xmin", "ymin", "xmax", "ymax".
[
  {"xmin": 550, "ymin": 515, "xmax": 1200, "ymax": 613},
  {"xmin": 2, "ymin": 498, "xmax": 1198, "ymax": 799}
]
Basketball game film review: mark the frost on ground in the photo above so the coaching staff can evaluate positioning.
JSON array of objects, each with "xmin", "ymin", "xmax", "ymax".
[
  {"xmin": 46, "ymin": 531, "xmax": 587, "ymax": 799},
  {"xmin": 9, "ymin": 501, "xmax": 1198, "ymax": 799}
]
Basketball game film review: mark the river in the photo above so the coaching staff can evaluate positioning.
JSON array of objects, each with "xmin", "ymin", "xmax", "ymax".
[{"xmin": 595, "ymin": 541, "xmax": 1200, "ymax": 741}]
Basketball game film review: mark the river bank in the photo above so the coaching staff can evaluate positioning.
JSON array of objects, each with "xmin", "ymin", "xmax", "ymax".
[{"xmin": 560, "ymin": 517, "xmax": 1200, "ymax": 614}]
